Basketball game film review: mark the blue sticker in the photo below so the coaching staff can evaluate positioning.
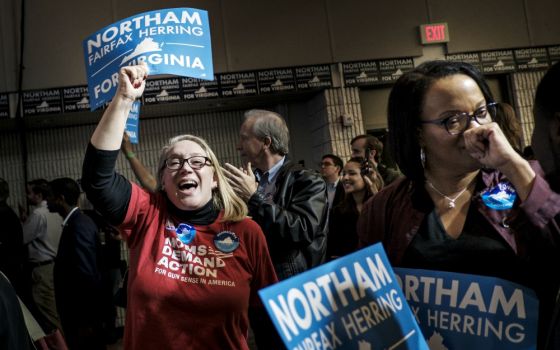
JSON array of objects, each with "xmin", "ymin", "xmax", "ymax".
[
  {"xmin": 481, "ymin": 182, "xmax": 517, "ymax": 210},
  {"xmin": 214, "ymin": 231, "xmax": 239, "ymax": 253},
  {"xmin": 176, "ymin": 223, "xmax": 196, "ymax": 244}
]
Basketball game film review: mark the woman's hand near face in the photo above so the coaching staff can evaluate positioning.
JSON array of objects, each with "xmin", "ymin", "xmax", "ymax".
[
  {"xmin": 464, "ymin": 122, "xmax": 535, "ymax": 201},
  {"xmin": 463, "ymin": 122, "xmax": 518, "ymax": 169}
]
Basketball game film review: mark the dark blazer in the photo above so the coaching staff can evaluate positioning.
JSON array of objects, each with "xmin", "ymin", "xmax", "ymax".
[
  {"xmin": 54, "ymin": 208, "xmax": 102, "ymax": 324},
  {"xmin": 331, "ymin": 180, "xmax": 345, "ymax": 211},
  {"xmin": 247, "ymin": 157, "xmax": 328, "ymax": 280},
  {"xmin": 0, "ymin": 203, "xmax": 25, "ymax": 289}
]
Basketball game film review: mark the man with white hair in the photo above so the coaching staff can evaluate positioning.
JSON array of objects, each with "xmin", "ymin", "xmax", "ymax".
[{"xmin": 224, "ymin": 109, "xmax": 328, "ymax": 280}]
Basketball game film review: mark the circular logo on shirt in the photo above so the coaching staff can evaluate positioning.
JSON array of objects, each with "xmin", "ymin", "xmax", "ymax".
[
  {"xmin": 176, "ymin": 223, "xmax": 196, "ymax": 244},
  {"xmin": 214, "ymin": 231, "xmax": 240, "ymax": 253},
  {"xmin": 481, "ymin": 182, "xmax": 517, "ymax": 210}
]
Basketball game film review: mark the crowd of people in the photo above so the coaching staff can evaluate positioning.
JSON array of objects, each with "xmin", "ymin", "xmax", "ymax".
[{"xmin": 1, "ymin": 59, "xmax": 560, "ymax": 350}]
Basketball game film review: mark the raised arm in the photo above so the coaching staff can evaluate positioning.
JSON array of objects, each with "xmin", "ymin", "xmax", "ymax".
[
  {"xmin": 121, "ymin": 133, "xmax": 158, "ymax": 193},
  {"xmin": 81, "ymin": 64, "xmax": 149, "ymax": 225},
  {"xmin": 90, "ymin": 64, "xmax": 149, "ymax": 150}
]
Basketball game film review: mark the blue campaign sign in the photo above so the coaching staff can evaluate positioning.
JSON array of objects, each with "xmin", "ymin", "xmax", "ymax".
[
  {"xmin": 394, "ymin": 268, "xmax": 539, "ymax": 349},
  {"xmin": 83, "ymin": 8, "xmax": 213, "ymax": 110},
  {"xmin": 259, "ymin": 243, "xmax": 429, "ymax": 350},
  {"xmin": 125, "ymin": 101, "xmax": 141, "ymax": 144}
]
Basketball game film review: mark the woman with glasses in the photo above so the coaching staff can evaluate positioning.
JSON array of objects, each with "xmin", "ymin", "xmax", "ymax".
[
  {"xmin": 81, "ymin": 64, "xmax": 278, "ymax": 350},
  {"xmin": 357, "ymin": 60, "xmax": 560, "ymax": 347}
]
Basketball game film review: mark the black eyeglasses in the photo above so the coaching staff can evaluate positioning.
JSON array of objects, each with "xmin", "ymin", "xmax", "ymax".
[
  {"xmin": 420, "ymin": 102, "xmax": 497, "ymax": 135},
  {"xmin": 165, "ymin": 156, "xmax": 211, "ymax": 170}
]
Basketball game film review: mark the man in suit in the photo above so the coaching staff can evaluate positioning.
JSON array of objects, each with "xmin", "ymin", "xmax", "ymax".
[
  {"xmin": 47, "ymin": 178, "xmax": 105, "ymax": 350},
  {"xmin": 320, "ymin": 154, "xmax": 344, "ymax": 212}
]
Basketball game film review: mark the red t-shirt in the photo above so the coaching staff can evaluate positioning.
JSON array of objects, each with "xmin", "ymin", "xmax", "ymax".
[{"xmin": 120, "ymin": 184, "xmax": 278, "ymax": 349}]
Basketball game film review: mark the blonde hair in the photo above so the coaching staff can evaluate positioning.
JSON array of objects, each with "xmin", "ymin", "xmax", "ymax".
[{"xmin": 157, "ymin": 134, "xmax": 248, "ymax": 222}]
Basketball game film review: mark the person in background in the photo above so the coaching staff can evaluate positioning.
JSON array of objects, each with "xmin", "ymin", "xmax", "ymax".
[
  {"xmin": 319, "ymin": 154, "xmax": 344, "ymax": 212},
  {"xmin": 357, "ymin": 60, "xmax": 560, "ymax": 348},
  {"xmin": 495, "ymin": 102, "xmax": 523, "ymax": 154},
  {"xmin": 48, "ymin": 177, "xmax": 105, "ymax": 350},
  {"xmin": 531, "ymin": 60, "xmax": 560, "ymax": 350},
  {"xmin": 0, "ymin": 271, "xmax": 34, "ymax": 350},
  {"xmin": 350, "ymin": 134, "xmax": 400, "ymax": 186},
  {"xmin": 327, "ymin": 157, "xmax": 377, "ymax": 261},
  {"xmin": 223, "ymin": 109, "xmax": 328, "ymax": 280},
  {"xmin": 121, "ymin": 132, "xmax": 158, "ymax": 192},
  {"xmin": 20, "ymin": 179, "xmax": 63, "ymax": 334},
  {"xmin": 522, "ymin": 145, "xmax": 536, "ymax": 160},
  {"xmin": 78, "ymin": 189, "xmax": 123, "ymax": 345},
  {"xmin": 0, "ymin": 178, "xmax": 26, "ymax": 293},
  {"xmin": 81, "ymin": 63, "xmax": 278, "ymax": 350}
]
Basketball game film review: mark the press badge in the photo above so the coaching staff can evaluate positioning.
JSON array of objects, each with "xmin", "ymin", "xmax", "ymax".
[{"xmin": 481, "ymin": 182, "xmax": 517, "ymax": 210}]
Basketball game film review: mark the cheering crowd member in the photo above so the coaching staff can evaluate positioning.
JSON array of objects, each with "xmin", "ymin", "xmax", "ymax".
[{"xmin": 81, "ymin": 63, "xmax": 278, "ymax": 350}]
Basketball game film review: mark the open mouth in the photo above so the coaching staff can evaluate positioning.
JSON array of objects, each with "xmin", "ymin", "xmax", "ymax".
[{"xmin": 178, "ymin": 179, "xmax": 198, "ymax": 191}]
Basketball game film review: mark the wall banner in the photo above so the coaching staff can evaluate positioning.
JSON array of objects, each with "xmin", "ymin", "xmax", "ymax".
[
  {"xmin": 342, "ymin": 60, "xmax": 380, "ymax": 87},
  {"xmin": 514, "ymin": 47, "xmax": 550, "ymax": 71},
  {"xmin": 259, "ymin": 243, "xmax": 429, "ymax": 350},
  {"xmin": 143, "ymin": 77, "xmax": 182, "ymax": 105},
  {"xmin": 182, "ymin": 76, "xmax": 220, "ymax": 100},
  {"xmin": 22, "ymin": 88, "xmax": 63, "ymax": 116},
  {"xmin": 257, "ymin": 68, "xmax": 296, "ymax": 94},
  {"xmin": 394, "ymin": 268, "xmax": 539, "ymax": 350},
  {"xmin": 445, "ymin": 53, "xmax": 483, "ymax": 71},
  {"xmin": 548, "ymin": 46, "xmax": 560, "ymax": 65},
  {"xmin": 295, "ymin": 65, "xmax": 332, "ymax": 90},
  {"xmin": 62, "ymin": 86, "xmax": 90, "ymax": 112},
  {"xmin": 480, "ymin": 50, "xmax": 516, "ymax": 74},
  {"xmin": 378, "ymin": 58, "xmax": 415, "ymax": 83},
  {"xmin": 83, "ymin": 7, "xmax": 213, "ymax": 111},
  {"xmin": 0, "ymin": 93, "xmax": 9, "ymax": 118},
  {"xmin": 219, "ymin": 72, "xmax": 258, "ymax": 97}
]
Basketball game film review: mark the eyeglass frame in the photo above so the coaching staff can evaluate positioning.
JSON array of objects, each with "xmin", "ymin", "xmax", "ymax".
[
  {"xmin": 164, "ymin": 156, "xmax": 212, "ymax": 170},
  {"xmin": 419, "ymin": 102, "xmax": 498, "ymax": 135}
]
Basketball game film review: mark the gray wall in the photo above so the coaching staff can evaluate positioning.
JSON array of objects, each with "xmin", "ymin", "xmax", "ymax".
[
  {"xmin": 1, "ymin": 0, "xmax": 559, "ymax": 92},
  {"xmin": 1, "ymin": 0, "xmax": 559, "ymax": 209}
]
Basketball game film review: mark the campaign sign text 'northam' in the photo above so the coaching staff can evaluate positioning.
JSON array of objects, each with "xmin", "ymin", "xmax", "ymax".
[
  {"xmin": 83, "ymin": 8, "xmax": 213, "ymax": 111},
  {"xmin": 259, "ymin": 243, "xmax": 429, "ymax": 350},
  {"xmin": 394, "ymin": 268, "xmax": 539, "ymax": 349}
]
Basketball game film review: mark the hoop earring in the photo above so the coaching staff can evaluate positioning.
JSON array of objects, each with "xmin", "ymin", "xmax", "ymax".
[{"xmin": 420, "ymin": 148, "xmax": 426, "ymax": 168}]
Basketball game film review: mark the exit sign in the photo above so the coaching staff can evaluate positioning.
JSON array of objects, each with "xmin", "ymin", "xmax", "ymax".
[{"xmin": 420, "ymin": 23, "xmax": 450, "ymax": 44}]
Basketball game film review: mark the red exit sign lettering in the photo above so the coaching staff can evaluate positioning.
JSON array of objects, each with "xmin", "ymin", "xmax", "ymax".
[{"xmin": 420, "ymin": 23, "xmax": 450, "ymax": 44}]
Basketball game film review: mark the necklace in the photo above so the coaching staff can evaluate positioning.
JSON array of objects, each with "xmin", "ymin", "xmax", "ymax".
[{"xmin": 426, "ymin": 181, "xmax": 470, "ymax": 209}]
